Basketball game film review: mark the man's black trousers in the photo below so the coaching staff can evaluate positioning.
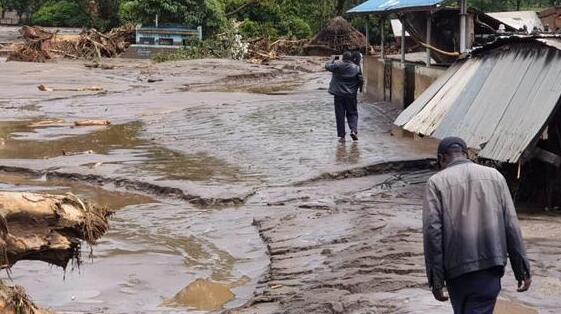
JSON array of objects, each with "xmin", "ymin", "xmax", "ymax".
[
  {"xmin": 334, "ymin": 95, "xmax": 358, "ymax": 138},
  {"xmin": 447, "ymin": 267, "xmax": 503, "ymax": 314}
]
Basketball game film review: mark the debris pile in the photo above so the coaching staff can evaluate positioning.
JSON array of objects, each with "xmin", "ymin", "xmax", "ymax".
[
  {"xmin": 8, "ymin": 25, "xmax": 134, "ymax": 62},
  {"xmin": 0, "ymin": 192, "xmax": 112, "ymax": 268},
  {"xmin": 0, "ymin": 284, "xmax": 49, "ymax": 314},
  {"xmin": 305, "ymin": 16, "xmax": 369, "ymax": 56},
  {"xmin": 247, "ymin": 38, "xmax": 309, "ymax": 64}
]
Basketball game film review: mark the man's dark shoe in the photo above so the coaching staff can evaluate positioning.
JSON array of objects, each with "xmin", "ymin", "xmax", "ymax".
[
  {"xmin": 351, "ymin": 131, "xmax": 358, "ymax": 141},
  {"xmin": 338, "ymin": 137, "xmax": 346, "ymax": 143}
]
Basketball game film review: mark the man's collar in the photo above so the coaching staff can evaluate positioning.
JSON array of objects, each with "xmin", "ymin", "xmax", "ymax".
[{"xmin": 447, "ymin": 159, "xmax": 472, "ymax": 168}]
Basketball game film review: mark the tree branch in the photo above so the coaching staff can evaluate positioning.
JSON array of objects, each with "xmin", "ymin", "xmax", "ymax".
[{"xmin": 226, "ymin": 0, "xmax": 259, "ymax": 17}]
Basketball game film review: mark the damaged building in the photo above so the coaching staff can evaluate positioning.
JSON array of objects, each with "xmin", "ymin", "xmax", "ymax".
[
  {"xmin": 395, "ymin": 36, "xmax": 561, "ymax": 208},
  {"xmin": 348, "ymin": 0, "xmax": 517, "ymax": 108}
]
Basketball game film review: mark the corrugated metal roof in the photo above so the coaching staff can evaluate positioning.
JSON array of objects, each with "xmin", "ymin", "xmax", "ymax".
[
  {"xmin": 347, "ymin": 0, "xmax": 444, "ymax": 15},
  {"xmin": 395, "ymin": 37, "xmax": 561, "ymax": 163},
  {"xmin": 487, "ymin": 11, "xmax": 543, "ymax": 33}
]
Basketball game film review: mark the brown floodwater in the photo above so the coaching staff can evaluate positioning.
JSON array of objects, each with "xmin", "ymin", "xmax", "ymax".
[
  {"xmin": 165, "ymin": 279, "xmax": 235, "ymax": 311},
  {"xmin": 0, "ymin": 119, "xmax": 268, "ymax": 312},
  {"xmin": 0, "ymin": 120, "xmax": 242, "ymax": 183},
  {"xmin": 0, "ymin": 171, "xmax": 156, "ymax": 210},
  {"xmin": 495, "ymin": 300, "xmax": 538, "ymax": 314}
]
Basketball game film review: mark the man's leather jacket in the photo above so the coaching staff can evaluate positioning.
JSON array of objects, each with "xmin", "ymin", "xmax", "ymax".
[{"xmin": 423, "ymin": 160, "xmax": 531, "ymax": 289}]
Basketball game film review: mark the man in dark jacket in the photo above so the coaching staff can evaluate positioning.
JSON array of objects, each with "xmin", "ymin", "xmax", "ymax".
[
  {"xmin": 423, "ymin": 137, "xmax": 532, "ymax": 314},
  {"xmin": 325, "ymin": 51, "xmax": 363, "ymax": 142}
]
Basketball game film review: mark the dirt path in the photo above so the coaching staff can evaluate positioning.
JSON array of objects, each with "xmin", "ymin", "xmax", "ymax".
[{"xmin": 0, "ymin": 54, "xmax": 560, "ymax": 313}]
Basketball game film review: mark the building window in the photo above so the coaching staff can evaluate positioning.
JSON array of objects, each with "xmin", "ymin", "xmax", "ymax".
[
  {"xmin": 139, "ymin": 37, "xmax": 155, "ymax": 45},
  {"xmin": 159, "ymin": 38, "xmax": 174, "ymax": 46}
]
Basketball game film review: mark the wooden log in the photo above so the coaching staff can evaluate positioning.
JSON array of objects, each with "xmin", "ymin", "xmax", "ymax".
[
  {"xmin": 74, "ymin": 120, "xmax": 111, "ymax": 127},
  {"xmin": 0, "ymin": 192, "xmax": 112, "ymax": 268}
]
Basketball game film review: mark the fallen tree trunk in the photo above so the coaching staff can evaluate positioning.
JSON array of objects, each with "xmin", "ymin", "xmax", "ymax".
[{"xmin": 0, "ymin": 192, "xmax": 112, "ymax": 269}]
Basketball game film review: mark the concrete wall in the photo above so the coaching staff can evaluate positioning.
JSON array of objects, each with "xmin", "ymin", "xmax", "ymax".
[
  {"xmin": 364, "ymin": 55, "xmax": 446, "ymax": 109},
  {"xmin": 364, "ymin": 57, "xmax": 385, "ymax": 103}
]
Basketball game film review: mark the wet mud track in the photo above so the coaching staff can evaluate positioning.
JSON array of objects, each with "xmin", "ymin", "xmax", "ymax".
[{"xmin": 0, "ymin": 55, "xmax": 559, "ymax": 313}]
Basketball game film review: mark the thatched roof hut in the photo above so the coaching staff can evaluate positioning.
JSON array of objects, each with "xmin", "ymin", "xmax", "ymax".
[{"xmin": 305, "ymin": 16, "xmax": 368, "ymax": 56}]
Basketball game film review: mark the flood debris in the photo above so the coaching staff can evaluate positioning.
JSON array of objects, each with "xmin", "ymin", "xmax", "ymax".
[
  {"xmin": 0, "ymin": 192, "xmax": 112, "ymax": 268},
  {"xmin": 28, "ymin": 119, "xmax": 67, "ymax": 128},
  {"xmin": 62, "ymin": 150, "xmax": 94, "ymax": 156},
  {"xmin": 37, "ymin": 85, "xmax": 104, "ymax": 92},
  {"xmin": 247, "ymin": 38, "xmax": 308, "ymax": 64},
  {"xmin": 0, "ymin": 283, "xmax": 49, "ymax": 314},
  {"xmin": 84, "ymin": 62, "xmax": 116, "ymax": 70},
  {"xmin": 8, "ymin": 25, "xmax": 134, "ymax": 63},
  {"xmin": 305, "ymin": 17, "xmax": 369, "ymax": 56},
  {"xmin": 74, "ymin": 120, "xmax": 111, "ymax": 127}
]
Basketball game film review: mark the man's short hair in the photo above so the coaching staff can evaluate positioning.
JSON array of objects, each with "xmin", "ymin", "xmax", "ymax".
[
  {"xmin": 351, "ymin": 51, "xmax": 362, "ymax": 65},
  {"xmin": 342, "ymin": 51, "xmax": 353, "ymax": 61}
]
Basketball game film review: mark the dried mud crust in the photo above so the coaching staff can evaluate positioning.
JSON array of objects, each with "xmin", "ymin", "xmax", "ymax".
[{"xmin": 230, "ymin": 171, "xmax": 433, "ymax": 314}]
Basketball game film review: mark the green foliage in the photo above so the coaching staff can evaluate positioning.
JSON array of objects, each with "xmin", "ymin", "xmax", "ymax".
[
  {"xmin": 238, "ymin": 19, "xmax": 260, "ymax": 38},
  {"xmin": 281, "ymin": 16, "xmax": 312, "ymax": 39},
  {"xmin": 32, "ymin": 0, "xmax": 91, "ymax": 27},
  {"xmin": 119, "ymin": 0, "xmax": 227, "ymax": 35}
]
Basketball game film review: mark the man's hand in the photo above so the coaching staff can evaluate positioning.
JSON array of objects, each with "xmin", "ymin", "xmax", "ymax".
[
  {"xmin": 517, "ymin": 277, "xmax": 532, "ymax": 292},
  {"xmin": 432, "ymin": 288, "xmax": 449, "ymax": 302}
]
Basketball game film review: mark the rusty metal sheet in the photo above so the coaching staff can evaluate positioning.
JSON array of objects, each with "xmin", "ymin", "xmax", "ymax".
[{"xmin": 395, "ymin": 38, "xmax": 561, "ymax": 163}]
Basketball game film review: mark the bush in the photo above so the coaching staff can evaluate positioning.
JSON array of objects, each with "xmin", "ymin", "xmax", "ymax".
[
  {"xmin": 239, "ymin": 19, "xmax": 261, "ymax": 39},
  {"xmin": 282, "ymin": 16, "xmax": 312, "ymax": 39},
  {"xmin": 32, "ymin": 0, "xmax": 91, "ymax": 28},
  {"xmin": 153, "ymin": 24, "xmax": 248, "ymax": 62}
]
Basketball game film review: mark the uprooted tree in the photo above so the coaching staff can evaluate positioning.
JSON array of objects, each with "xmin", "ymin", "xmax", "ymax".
[
  {"xmin": 0, "ymin": 191, "xmax": 113, "ymax": 313},
  {"xmin": 8, "ymin": 25, "xmax": 134, "ymax": 62}
]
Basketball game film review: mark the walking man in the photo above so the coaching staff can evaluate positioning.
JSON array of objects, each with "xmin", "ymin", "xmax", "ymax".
[
  {"xmin": 423, "ymin": 137, "xmax": 532, "ymax": 314},
  {"xmin": 325, "ymin": 51, "xmax": 363, "ymax": 142}
]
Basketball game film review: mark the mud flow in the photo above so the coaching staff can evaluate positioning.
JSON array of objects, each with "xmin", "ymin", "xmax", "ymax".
[{"xmin": 1, "ymin": 56, "xmax": 559, "ymax": 313}]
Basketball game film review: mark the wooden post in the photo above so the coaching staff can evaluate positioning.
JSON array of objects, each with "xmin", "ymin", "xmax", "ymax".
[
  {"xmin": 401, "ymin": 20, "xmax": 406, "ymax": 64},
  {"xmin": 459, "ymin": 0, "xmax": 467, "ymax": 52},
  {"xmin": 365, "ymin": 20, "xmax": 369, "ymax": 56},
  {"xmin": 426, "ymin": 13, "xmax": 432, "ymax": 67},
  {"xmin": 381, "ymin": 17, "xmax": 385, "ymax": 59}
]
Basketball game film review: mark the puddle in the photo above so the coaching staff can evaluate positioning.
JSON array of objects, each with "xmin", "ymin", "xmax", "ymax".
[
  {"xmin": 495, "ymin": 300, "xmax": 538, "ymax": 314},
  {"xmin": 0, "ymin": 171, "xmax": 156, "ymax": 210},
  {"xmin": 165, "ymin": 279, "xmax": 235, "ymax": 311},
  {"xmin": 0, "ymin": 120, "xmax": 242, "ymax": 182}
]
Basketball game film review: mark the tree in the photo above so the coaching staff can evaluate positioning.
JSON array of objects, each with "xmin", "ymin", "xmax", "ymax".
[
  {"xmin": 6, "ymin": 0, "xmax": 45, "ymax": 22},
  {"xmin": 1, "ymin": 0, "xmax": 7, "ymax": 19}
]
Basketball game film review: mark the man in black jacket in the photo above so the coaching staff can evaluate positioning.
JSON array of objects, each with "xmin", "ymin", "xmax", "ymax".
[
  {"xmin": 424, "ymin": 137, "xmax": 532, "ymax": 314},
  {"xmin": 325, "ymin": 51, "xmax": 363, "ymax": 142}
]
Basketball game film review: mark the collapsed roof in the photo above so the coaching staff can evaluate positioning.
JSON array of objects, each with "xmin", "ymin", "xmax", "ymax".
[{"xmin": 395, "ymin": 36, "xmax": 561, "ymax": 163}]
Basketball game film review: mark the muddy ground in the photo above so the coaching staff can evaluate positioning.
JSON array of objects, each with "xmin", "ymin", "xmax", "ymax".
[{"xmin": 0, "ymin": 48, "xmax": 560, "ymax": 313}]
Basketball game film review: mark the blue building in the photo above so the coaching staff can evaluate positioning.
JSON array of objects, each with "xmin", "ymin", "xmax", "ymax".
[
  {"xmin": 123, "ymin": 24, "xmax": 203, "ymax": 58},
  {"xmin": 135, "ymin": 24, "xmax": 203, "ymax": 46}
]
